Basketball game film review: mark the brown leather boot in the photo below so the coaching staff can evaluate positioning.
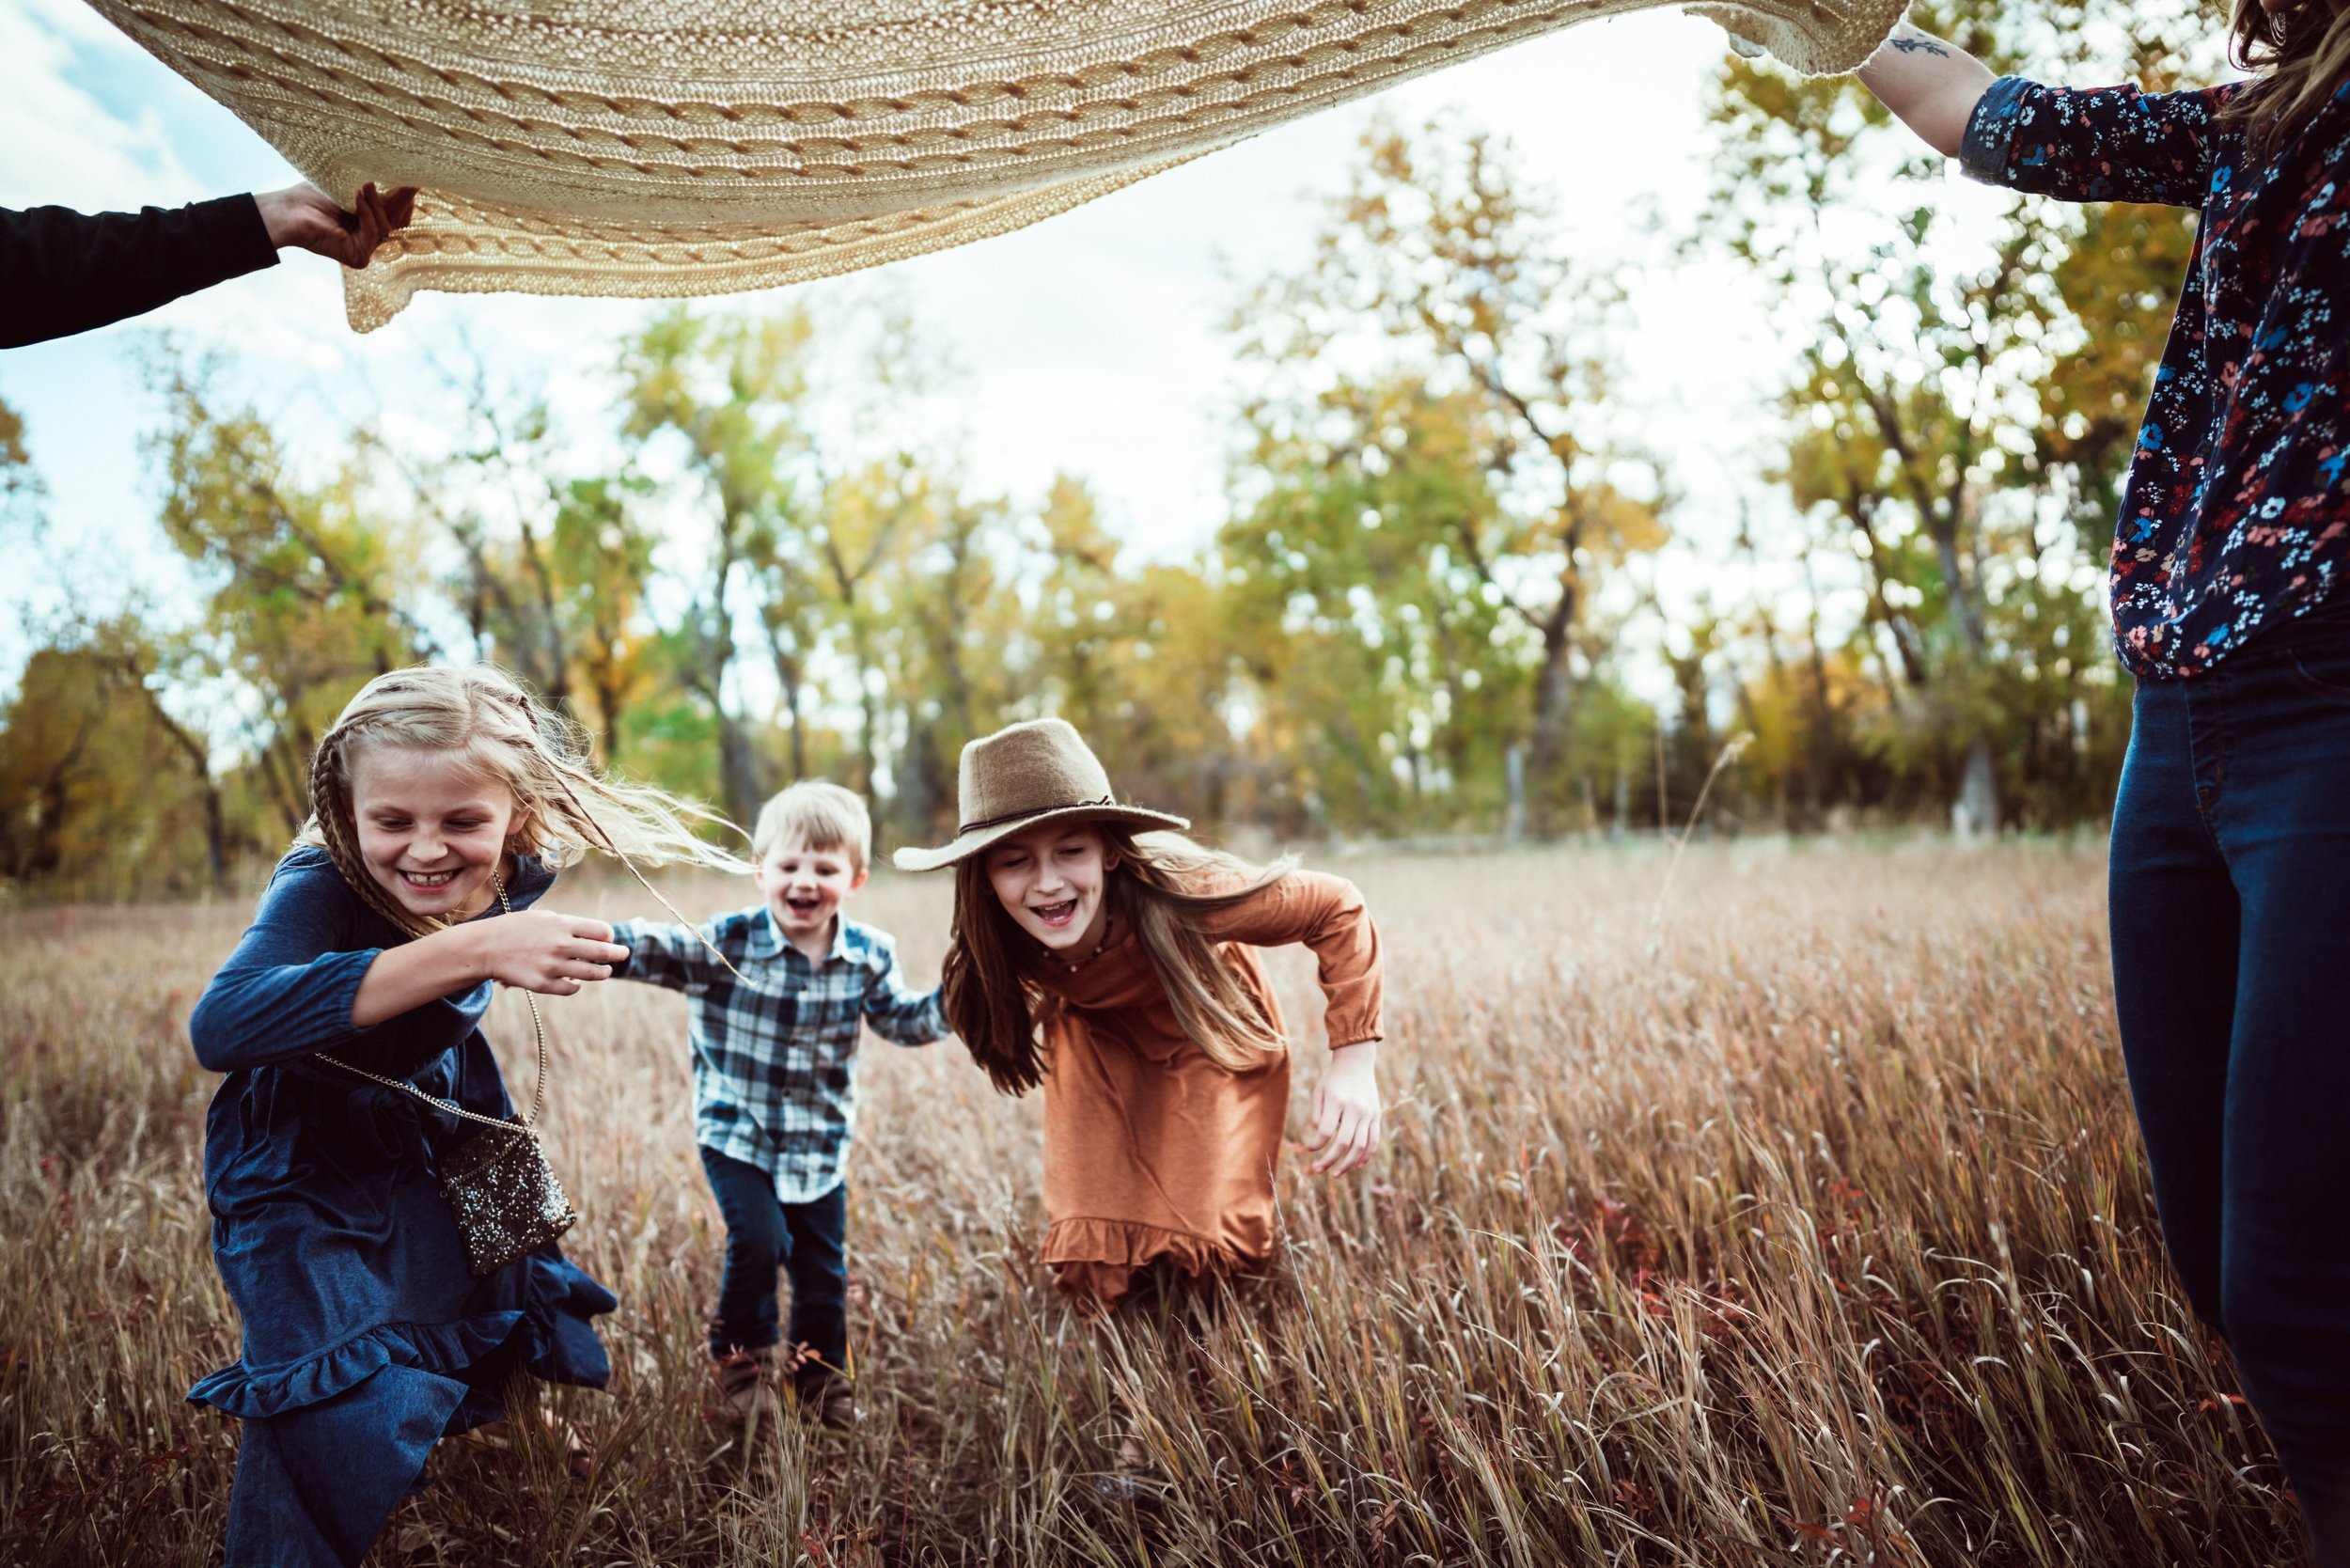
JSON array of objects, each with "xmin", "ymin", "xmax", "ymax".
[
  {"xmin": 711, "ymin": 1349, "xmax": 777, "ymax": 1421},
  {"xmin": 794, "ymin": 1367, "xmax": 854, "ymax": 1432}
]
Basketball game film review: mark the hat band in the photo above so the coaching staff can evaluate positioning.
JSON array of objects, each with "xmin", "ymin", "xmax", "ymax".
[{"xmin": 956, "ymin": 794, "xmax": 1118, "ymax": 836}]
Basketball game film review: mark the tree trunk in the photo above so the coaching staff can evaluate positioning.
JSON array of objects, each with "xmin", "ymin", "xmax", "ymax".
[
  {"xmin": 764, "ymin": 618, "xmax": 809, "ymax": 780},
  {"xmin": 716, "ymin": 711, "xmax": 761, "ymax": 830},
  {"xmin": 1503, "ymin": 745, "xmax": 1527, "ymax": 842},
  {"xmin": 1952, "ymin": 736, "xmax": 1999, "ymax": 841},
  {"xmin": 1524, "ymin": 611, "xmax": 1576, "ymax": 840},
  {"xmin": 515, "ymin": 519, "xmax": 572, "ymax": 708},
  {"xmin": 149, "ymin": 698, "xmax": 227, "ymax": 890},
  {"xmin": 591, "ymin": 668, "xmax": 626, "ymax": 766}
]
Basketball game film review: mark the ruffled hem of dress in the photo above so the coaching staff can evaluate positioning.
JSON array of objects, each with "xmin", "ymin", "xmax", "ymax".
[
  {"xmin": 1041, "ymin": 1217, "xmax": 1263, "ymax": 1308},
  {"xmin": 189, "ymin": 1253, "xmax": 617, "ymax": 1419}
]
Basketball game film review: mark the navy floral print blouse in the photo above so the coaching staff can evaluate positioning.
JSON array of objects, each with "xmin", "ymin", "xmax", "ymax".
[{"xmin": 1963, "ymin": 74, "xmax": 2350, "ymax": 679}]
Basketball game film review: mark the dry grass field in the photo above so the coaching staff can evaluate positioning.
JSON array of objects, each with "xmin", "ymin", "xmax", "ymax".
[{"xmin": 0, "ymin": 842, "xmax": 2304, "ymax": 1566}]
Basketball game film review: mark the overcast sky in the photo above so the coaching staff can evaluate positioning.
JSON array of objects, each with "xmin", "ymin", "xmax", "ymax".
[{"xmin": 0, "ymin": 0, "xmax": 1822, "ymax": 698}]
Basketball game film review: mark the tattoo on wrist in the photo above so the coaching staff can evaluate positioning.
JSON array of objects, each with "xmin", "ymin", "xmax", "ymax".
[{"xmin": 1887, "ymin": 36, "xmax": 1953, "ymax": 56}]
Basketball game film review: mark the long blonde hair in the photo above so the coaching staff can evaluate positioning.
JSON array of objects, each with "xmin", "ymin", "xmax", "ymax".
[
  {"xmin": 2226, "ymin": 0, "xmax": 2350, "ymax": 145},
  {"xmin": 302, "ymin": 663, "xmax": 747, "ymax": 939},
  {"xmin": 942, "ymin": 824, "xmax": 1296, "ymax": 1096}
]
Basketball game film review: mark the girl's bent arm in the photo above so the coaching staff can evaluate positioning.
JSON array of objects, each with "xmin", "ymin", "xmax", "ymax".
[
  {"xmin": 352, "ymin": 911, "xmax": 623, "ymax": 1026},
  {"xmin": 1202, "ymin": 871, "xmax": 1384, "ymax": 1047},
  {"xmin": 190, "ymin": 856, "xmax": 625, "ymax": 1073},
  {"xmin": 189, "ymin": 855, "xmax": 420, "ymax": 1072},
  {"xmin": 1855, "ymin": 24, "xmax": 1997, "ymax": 159},
  {"xmin": 1204, "ymin": 870, "xmax": 1388, "ymax": 1175}
]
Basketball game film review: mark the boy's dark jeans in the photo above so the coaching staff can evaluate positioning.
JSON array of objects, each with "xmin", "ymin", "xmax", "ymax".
[
  {"xmin": 2110, "ymin": 612, "xmax": 2350, "ymax": 1565},
  {"xmin": 697, "ymin": 1146, "xmax": 848, "ymax": 1376}
]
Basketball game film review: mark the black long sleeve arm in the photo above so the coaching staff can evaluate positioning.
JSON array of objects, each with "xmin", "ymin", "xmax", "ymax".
[{"xmin": 0, "ymin": 195, "xmax": 279, "ymax": 350}]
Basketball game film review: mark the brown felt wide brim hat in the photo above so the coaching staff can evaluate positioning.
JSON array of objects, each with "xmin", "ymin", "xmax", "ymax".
[{"xmin": 893, "ymin": 718, "xmax": 1187, "ymax": 872}]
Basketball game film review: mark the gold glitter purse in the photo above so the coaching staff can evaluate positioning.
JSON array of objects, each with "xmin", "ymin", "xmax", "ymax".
[{"xmin": 323, "ymin": 875, "xmax": 579, "ymax": 1277}]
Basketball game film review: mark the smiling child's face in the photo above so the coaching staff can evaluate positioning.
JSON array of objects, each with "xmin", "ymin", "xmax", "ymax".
[
  {"xmin": 348, "ymin": 744, "xmax": 518, "ymax": 921},
  {"xmin": 984, "ymin": 822, "xmax": 1118, "ymax": 954},
  {"xmin": 754, "ymin": 833, "xmax": 865, "ymax": 941}
]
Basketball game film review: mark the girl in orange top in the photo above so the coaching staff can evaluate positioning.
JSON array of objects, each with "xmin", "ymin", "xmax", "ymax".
[{"xmin": 896, "ymin": 718, "xmax": 1385, "ymax": 1307}]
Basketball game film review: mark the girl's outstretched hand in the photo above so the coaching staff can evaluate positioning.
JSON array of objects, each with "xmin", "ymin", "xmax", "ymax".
[
  {"xmin": 473, "ymin": 911, "xmax": 628, "ymax": 996},
  {"xmin": 1305, "ymin": 1041, "xmax": 1383, "ymax": 1176}
]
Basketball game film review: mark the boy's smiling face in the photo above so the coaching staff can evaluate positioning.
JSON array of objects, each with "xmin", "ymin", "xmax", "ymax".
[{"xmin": 754, "ymin": 832, "xmax": 866, "ymax": 946}]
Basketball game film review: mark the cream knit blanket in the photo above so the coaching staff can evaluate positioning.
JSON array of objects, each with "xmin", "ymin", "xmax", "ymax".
[{"xmin": 86, "ymin": 0, "xmax": 1906, "ymax": 331}]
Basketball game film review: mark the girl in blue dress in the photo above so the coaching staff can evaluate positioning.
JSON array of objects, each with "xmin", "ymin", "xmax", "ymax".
[{"xmin": 186, "ymin": 664, "xmax": 743, "ymax": 1567}]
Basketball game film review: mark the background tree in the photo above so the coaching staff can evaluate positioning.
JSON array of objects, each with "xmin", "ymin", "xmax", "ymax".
[
  {"xmin": 0, "ymin": 617, "xmax": 246, "ymax": 898},
  {"xmin": 0, "ymin": 8, "xmax": 2245, "ymax": 903},
  {"xmin": 1231, "ymin": 118, "xmax": 1671, "ymax": 836},
  {"xmin": 149, "ymin": 359, "xmax": 426, "ymax": 837},
  {"xmin": 618, "ymin": 306, "xmax": 815, "ymax": 827},
  {"xmin": 1703, "ymin": 0, "xmax": 2212, "ymax": 831},
  {"xmin": 1031, "ymin": 477, "xmax": 1250, "ymax": 829}
]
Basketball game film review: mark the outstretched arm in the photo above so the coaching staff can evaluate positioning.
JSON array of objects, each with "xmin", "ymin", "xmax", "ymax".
[
  {"xmin": 189, "ymin": 857, "xmax": 622, "ymax": 1073},
  {"xmin": 863, "ymin": 940, "xmax": 950, "ymax": 1045},
  {"xmin": 352, "ymin": 911, "xmax": 624, "ymax": 1026},
  {"xmin": 1855, "ymin": 24, "xmax": 1998, "ymax": 158},
  {"xmin": 0, "ymin": 182, "xmax": 415, "ymax": 350},
  {"xmin": 1854, "ymin": 28, "xmax": 2220, "ymax": 209},
  {"xmin": 609, "ymin": 917, "xmax": 725, "ymax": 993}
]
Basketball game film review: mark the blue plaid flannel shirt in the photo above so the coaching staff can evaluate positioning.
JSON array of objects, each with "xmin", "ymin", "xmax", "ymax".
[{"xmin": 611, "ymin": 908, "xmax": 948, "ymax": 1203}]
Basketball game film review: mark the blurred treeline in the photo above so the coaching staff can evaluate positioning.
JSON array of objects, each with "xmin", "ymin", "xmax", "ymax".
[{"xmin": 1, "ymin": 1, "xmax": 2210, "ymax": 899}]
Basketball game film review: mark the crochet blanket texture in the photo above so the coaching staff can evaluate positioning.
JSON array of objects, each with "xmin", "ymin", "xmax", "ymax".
[{"xmin": 86, "ymin": 0, "xmax": 1907, "ymax": 330}]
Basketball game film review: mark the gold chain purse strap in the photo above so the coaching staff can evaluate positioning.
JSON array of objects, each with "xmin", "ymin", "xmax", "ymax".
[{"xmin": 321, "ymin": 870, "xmax": 577, "ymax": 1275}]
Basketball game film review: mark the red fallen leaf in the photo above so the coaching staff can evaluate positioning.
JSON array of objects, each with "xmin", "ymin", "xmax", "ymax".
[
  {"xmin": 2198, "ymin": 1394, "xmax": 2248, "ymax": 1413},
  {"xmin": 1844, "ymin": 1497, "xmax": 1876, "ymax": 1528},
  {"xmin": 1794, "ymin": 1520, "xmax": 1837, "ymax": 1544}
]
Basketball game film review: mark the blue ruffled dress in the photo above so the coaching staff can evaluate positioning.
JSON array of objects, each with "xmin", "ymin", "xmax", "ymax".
[{"xmin": 186, "ymin": 848, "xmax": 617, "ymax": 1568}]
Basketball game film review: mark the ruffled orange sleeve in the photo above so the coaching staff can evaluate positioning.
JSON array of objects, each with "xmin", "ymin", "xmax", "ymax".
[{"xmin": 1200, "ymin": 870, "xmax": 1384, "ymax": 1048}]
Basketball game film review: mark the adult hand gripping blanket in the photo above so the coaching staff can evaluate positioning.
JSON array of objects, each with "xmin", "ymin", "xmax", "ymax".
[{"xmin": 86, "ymin": 0, "xmax": 1906, "ymax": 331}]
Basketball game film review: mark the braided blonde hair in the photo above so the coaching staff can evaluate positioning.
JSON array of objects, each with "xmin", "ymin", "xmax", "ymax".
[{"xmin": 302, "ymin": 663, "xmax": 748, "ymax": 940}]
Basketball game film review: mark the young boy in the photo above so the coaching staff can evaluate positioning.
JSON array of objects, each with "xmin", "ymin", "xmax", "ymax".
[{"xmin": 610, "ymin": 781, "xmax": 947, "ymax": 1429}]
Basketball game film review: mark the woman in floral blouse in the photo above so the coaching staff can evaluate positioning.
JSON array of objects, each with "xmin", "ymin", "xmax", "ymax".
[{"xmin": 1856, "ymin": 7, "xmax": 2350, "ymax": 1560}]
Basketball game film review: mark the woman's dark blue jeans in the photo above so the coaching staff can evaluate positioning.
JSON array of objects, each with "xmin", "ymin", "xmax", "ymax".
[
  {"xmin": 696, "ymin": 1146, "xmax": 848, "ymax": 1375},
  {"xmin": 2110, "ymin": 612, "xmax": 2350, "ymax": 1563}
]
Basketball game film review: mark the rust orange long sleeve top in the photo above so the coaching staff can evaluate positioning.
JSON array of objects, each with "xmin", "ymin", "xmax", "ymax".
[{"xmin": 1027, "ymin": 869, "xmax": 1383, "ymax": 1306}]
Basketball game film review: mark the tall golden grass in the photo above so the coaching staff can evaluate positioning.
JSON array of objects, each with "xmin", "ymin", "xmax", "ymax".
[{"xmin": 0, "ymin": 844, "xmax": 2298, "ymax": 1565}]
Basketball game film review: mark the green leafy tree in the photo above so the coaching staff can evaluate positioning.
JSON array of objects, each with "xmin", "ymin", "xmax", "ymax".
[
  {"xmin": 0, "ymin": 395, "xmax": 28, "ymax": 505},
  {"xmin": 387, "ymin": 369, "xmax": 665, "ymax": 762},
  {"xmin": 1705, "ymin": 0, "xmax": 2213, "ymax": 829},
  {"xmin": 0, "ymin": 619, "xmax": 243, "ymax": 898},
  {"xmin": 1233, "ymin": 117, "xmax": 1670, "ymax": 836},
  {"xmin": 1027, "ymin": 477, "xmax": 1246, "ymax": 828},
  {"xmin": 149, "ymin": 359, "xmax": 427, "ymax": 836},
  {"xmin": 618, "ymin": 306, "xmax": 816, "ymax": 827}
]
